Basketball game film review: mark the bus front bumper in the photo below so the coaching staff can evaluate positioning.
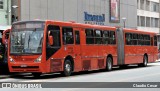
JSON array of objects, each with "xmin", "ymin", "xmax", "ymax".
[{"xmin": 9, "ymin": 63, "xmax": 45, "ymax": 73}]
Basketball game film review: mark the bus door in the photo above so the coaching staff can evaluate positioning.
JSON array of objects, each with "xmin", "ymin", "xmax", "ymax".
[
  {"xmin": 62, "ymin": 27, "xmax": 82, "ymax": 71},
  {"xmin": 116, "ymin": 28, "xmax": 125, "ymax": 65},
  {"xmin": 73, "ymin": 29, "xmax": 82, "ymax": 71},
  {"xmin": 153, "ymin": 36, "xmax": 158, "ymax": 61}
]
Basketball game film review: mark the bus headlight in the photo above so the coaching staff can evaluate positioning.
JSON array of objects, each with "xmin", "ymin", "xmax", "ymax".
[
  {"xmin": 34, "ymin": 56, "xmax": 42, "ymax": 63},
  {"xmin": 9, "ymin": 57, "xmax": 14, "ymax": 62}
]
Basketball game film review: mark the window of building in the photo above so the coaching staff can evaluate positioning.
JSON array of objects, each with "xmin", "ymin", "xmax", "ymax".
[
  {"xmin": 140, "ymin": 16, "xmax": 145, "ymax": 27},
  {"xmin": 137, "ymin": 16, "xmax": 140, "ymax": 26},
  {"xmin": 146, "ymin": 17, "xmax": 150, "ymax": 27},
  {"xmin": 155, "ymin": 18, "xmax": 159, "ymax": 28},
  {"xmin": 0, "ymin": 0, "xmax": 3, "ymax": 9},
  {"xmin": 140, "ymin": 0, "xmax": 145, "ymax": 10},
  {"xmin": 62, "ymin": 27, "xmax": 74, "ymax": 44},
  {"xmin": 137, "ymin": 0, "xmax": 140, "ymax": 9},
  {"xmin": 85, "ymin": 29, "xmax": 94, "ymax": 44},
  {"xmin": 151, "ymin": 2, "xmax": 159, "ymax": 12},
  {"xmin": 151, "ymin": 18, "xmax": 155, "ymax": 27},
  {"xmin": 146, "ymin": 0, "xmax": 150, "ymax": 11},
  {"xmin": 151, "ymin": 18, "xmax": 159, "ymax": 28}
]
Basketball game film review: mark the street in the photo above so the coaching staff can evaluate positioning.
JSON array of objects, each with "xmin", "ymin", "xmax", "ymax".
[
  {"xmin": 0, "ymin": 62, "xmax": 160, "ymax": 91},
  {"xmin": 0, "ymin": 62, "xmax": 160, "ymax": 82}
]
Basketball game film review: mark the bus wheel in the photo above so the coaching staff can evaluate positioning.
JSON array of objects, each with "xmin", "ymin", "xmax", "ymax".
[
  {"xmin": 139, "ymin": 55, "xmax": 148, "ymax": 67},
  {"xmin": 63, "ymin": 60, "xmax": 72, "ymax": 76},
  {"xmin": 106, "ymin": 57, "xmax": 113, "ymax": 71},
  {"xmin": 32, "ymin": 73, "xmax": 41, "ymax": 77}
]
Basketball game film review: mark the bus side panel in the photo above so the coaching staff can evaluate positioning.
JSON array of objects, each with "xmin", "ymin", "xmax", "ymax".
[
  {"xmin": 125, "ymin": 46, "xmax": 147, "ymax": 64},
  {"xmin": 101, "ymin": 46, "xmax": 117, "ymax": 66},
  {"xmin": 73, "ymin": 28, "xmax": 83, "ymax": 72},
  {"xmin": 81, "ymin": 45, "xmax": 98, "ymax": 70},
  {"xmin": 153, "ymin": 46, "xmax": 158, "ymax": 62}
]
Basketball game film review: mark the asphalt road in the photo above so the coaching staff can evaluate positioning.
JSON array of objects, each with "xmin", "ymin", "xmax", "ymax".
[{"xmin": 0, "ymin": 62, "xmax": 160, "ymax": 91}]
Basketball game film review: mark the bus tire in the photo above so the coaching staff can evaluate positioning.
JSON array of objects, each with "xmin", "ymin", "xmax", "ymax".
[
  {"xmin": 63, "ymin": 59, "xmax": 72, "ymax": 76},
  {"xmin": 106, "ymin": 57, "xmax": 113, "ymax": 71},
  {"xmin": 139, "ymin": 55, "xmax": 148, "ymax": 67},
  {"xmin": 32, "ymin": 73, "xmax": 41, "ymax": 77}
]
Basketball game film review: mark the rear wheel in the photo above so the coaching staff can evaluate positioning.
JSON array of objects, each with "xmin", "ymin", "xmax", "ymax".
[
  {"xmin": 106, "ymin": 57, "xmax": 113, "ymax": 71},
  {"xmin": 138, "ymin": 55, "xmax": 148, "ymax": 67},
  {"xmin": 32, "ymin": 73, "xmax": 41, "ymax": 77},
  {"xmin": 63, "ymin": 59, "xmax": 72, "ymax": 76}
]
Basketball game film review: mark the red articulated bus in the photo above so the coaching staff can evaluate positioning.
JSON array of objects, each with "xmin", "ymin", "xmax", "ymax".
[{"xmin": 8, "ymin": 20, "xmax": 158, "ymax": 77}]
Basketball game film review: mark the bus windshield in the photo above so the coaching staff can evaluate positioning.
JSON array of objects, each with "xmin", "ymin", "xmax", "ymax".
[{"xmin": 10, "ymin": 22, "xmax": 44, "ymax": 55}]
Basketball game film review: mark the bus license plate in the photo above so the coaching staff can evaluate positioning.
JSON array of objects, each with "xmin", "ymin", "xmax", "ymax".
[{"xmin": 21, "ymin": 65, "xmax": 27, "ymax": 68}]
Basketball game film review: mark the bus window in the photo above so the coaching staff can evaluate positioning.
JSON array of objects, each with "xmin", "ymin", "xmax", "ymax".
[
  {"xmin": 103, "ymin": 31, "xmax": 109, "ymax": 44},
  {"xmin": 95, "ymin": 30, "xmax": 102, "ymax": 44},
  {"xmin": 46, "ymin": 25, "xmax": 61, "ymax": 60},
  {"xmin": 154, "ymin": 36, "xmax": 157, "ymax": 46},
  {"xmin": 144, "ymin": 35, "xmax": 150, "ymax": 46},
  {"xmin": 85, "ymin": 29, "xmax": 94, "ymax": 44},
  {"xmin": 151, "ymin": 37, "xmax": 154, "ymax": 46},
  {"xmin": 47, "ymin": 25, "xmax": 61, "ymax": 47},
  {"xmin": 133, "ymin": 33, "xmax": 138, "ymax": 45},
  {"xmin": 75, "ymin": 31, "xmax": 80, "ymax": 44},
  {"xmin": 138, "ymin": 34, "xmax": 144, "ymax": 45},
  {"xmin": 109, "ymin": 31, "xmax": 116, "ymax": 44},
  {"xmin": 62, "ymin": 27, "xmax": 74, "ymax": 45},
  {"xmin": 125, "ymin": 33, "xmax": 131, "ymax": 45}
]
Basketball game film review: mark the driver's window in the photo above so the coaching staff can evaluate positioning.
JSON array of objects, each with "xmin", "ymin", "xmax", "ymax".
[
  {"xmin": 46, "ymin": 25, "xmax": 61, "ymax": 60},
  {"xmin": 47, "ymin": 25, "xmax": 61, "ymax": 47}
]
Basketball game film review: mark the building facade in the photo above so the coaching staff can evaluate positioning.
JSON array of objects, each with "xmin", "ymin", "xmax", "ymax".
[
  {"xmin": 137, "ymin": 0, "xmax": 160, "ymax": 33},
  {"xmin": 13, "ymin": 0, "xmax": 137, "ymax": 29},
  {"xmin": 0, "ymin": 0, "xmax": 11, "ymax": 26}
]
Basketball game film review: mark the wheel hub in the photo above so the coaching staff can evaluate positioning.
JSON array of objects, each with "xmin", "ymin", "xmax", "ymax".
[{"xmin": 65, "ymin": 64, "xmax": 71, "ymax": 72}]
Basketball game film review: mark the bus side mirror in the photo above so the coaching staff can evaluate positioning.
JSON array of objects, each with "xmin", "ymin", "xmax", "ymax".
[
  {"xmin": 48, "ymin": 31, "xmax": 54, "ymax": 46},
  {"xmin": 48, "ymin": 35, "xmax": 54, "ymax": 46}
]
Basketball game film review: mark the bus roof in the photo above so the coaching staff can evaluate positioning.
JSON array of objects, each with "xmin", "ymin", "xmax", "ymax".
[
  {"xmin": 124, "ymin": 28, "xmax": 157, "ymax": 35},
  {"xmin": 12, "ymin": 20, "xmax": 45, "ymax": 25},
  {"xmin": 45, "ymin": 20, "xmax": 117, "ymax": 30},
  {"xmin": 12, "ymin": 20, "xmax": 158, "ymax": 34}
]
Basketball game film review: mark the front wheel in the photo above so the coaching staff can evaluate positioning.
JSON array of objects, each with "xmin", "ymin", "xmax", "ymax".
[
  {"xmin": 106, "ymin": 57, "xmax": 113, "ymax": 71},
  {"xmin": 63, "ymin": 60, "xmax": 73, "ymax": 76}
]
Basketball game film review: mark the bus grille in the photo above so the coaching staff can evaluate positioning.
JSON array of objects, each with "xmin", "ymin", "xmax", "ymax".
[{"xmin": 12, "ymin": 66, "xmax": 39, "ymax": 69}]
